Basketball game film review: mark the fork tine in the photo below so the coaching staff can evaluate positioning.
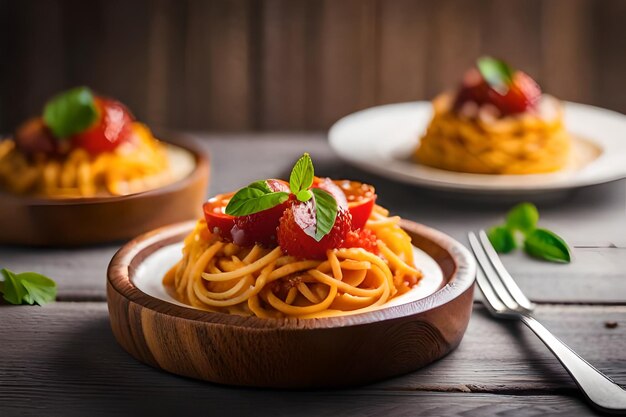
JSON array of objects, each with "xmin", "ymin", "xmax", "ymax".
[
  {"xmin": 475, "ymin": 267, "xmax": 506, "ymax": 313},
  {"xmin": 468, "ymin": 232, "xmax": 520, "ymax": 310},
  {"xmin": 478, "ymin": 230, "xmax": 535, "ymax": 311}
]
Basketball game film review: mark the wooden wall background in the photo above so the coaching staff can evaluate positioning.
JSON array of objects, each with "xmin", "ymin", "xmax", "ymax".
[{"xmin": 1, "ymin": 0, "xmax": 625, "ymax": 132}]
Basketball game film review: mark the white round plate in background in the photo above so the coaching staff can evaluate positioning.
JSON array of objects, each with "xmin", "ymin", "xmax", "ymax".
[{"xmin": 328, "ymin": 101, "xmax": 626, "ymax": 195}]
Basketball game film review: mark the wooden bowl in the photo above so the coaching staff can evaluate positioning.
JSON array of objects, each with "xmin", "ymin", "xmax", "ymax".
[
  {"xmin": 0, "ymin": 136, "xmax": 209, "ymax": 246},
  {"xmin": 107, "ymin": 219, "xmax": 476, "ymax": 388}
]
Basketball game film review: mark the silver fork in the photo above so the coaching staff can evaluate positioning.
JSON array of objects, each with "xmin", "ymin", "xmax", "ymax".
[{"xmin": 469, "ymin": 230, "xmax": 626, "ymax": 414}]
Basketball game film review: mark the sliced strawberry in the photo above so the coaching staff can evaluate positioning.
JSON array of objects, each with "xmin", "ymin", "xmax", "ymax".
[
  {"xmin": 341, "ymin": 228, "xmax": 379, "ymax": 254},
  {"xmin": 277, "ymin": 203, "xmax": 352, "ymax": 260},
  {"xmin": 312, "ymin": 177, "xmax": 348, "ymax": 209}
]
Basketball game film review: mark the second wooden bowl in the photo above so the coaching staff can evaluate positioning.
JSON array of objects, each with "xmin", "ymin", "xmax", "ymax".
[
  {"xmin": 0, "ymin": 135, "xmax": 209, "ymax": 246},
  {"xmin": 107, "ymin": 220, "xmax": 476, "ymax": 388}
]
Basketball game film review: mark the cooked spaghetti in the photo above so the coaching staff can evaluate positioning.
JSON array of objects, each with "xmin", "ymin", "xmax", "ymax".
[
  {"xmin": 416, "ymin": 93, "xmax": 570, "ymax": 174},
  {"xmin": 164, "ymin": 205, "xmax": 423, "ymax": 318},
  {"xmin": 0, "ymin": 123, "xmax": 171, "ymax": 197}
]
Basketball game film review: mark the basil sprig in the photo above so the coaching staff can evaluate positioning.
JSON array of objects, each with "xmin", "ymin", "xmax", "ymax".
[
  {"xmin": 487, "ymin": 202, "xmax": 571, "ymax": 263},
  {"xmin": 0, "ymin": 268, "xmax": 57, "ymax": 306},
  {"xmin": 43, "ymin": 86, "xmax": 99, "ymax": 138},
  {"xmin": 477, "ymin": 56, "xmax": 514, "ymax": 94},
  {"xmin": 225, "ymin": 153, "xmax": 338, "ymax": 241}
]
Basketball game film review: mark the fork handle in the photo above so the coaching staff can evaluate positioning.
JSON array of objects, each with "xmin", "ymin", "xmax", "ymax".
[{"xmin": 521, "ymin": 314, "xmax": 626, "ymax": 413}]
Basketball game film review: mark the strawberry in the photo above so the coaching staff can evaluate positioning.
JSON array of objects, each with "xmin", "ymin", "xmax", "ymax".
[
  {"xmin": 277, "ymin": 202, "xmax": 352, "ymax": 260},
  {"xmin": 341, "ymin": 228, "xmax": 379, "ymax": 254},
  {"xmin": 454, "ymin": 60, "xmax": 542, "ymax": 116}
]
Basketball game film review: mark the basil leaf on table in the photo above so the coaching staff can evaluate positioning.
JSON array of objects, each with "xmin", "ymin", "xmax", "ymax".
[
  {"xmin": 524, "ymin": 228, "xmax": 571, "ymax": 263},
  {"xmin": 506, "ymin": 202, "xmax": 539, "ymax": 234},
  {"xmin": 487, "ymin": 225, "xmax": 517, "ymax": 253},
  {"xmin": 43, "ymin": 86, "xmax": 99, "ymax": 139},
  {"xmin": 289, "ymin": 153, "xmax": 314, "ymax": 195},
  {"xmin": 225, "ymin": 181, "xmax": 289, "ymax": 216},
  {"xmin": 0, "ymin": 268, "xmax": 57, "ymax": 305},
  {"xmin": 311, "ymin": 188, "xmax": 338, "ymax": 242}
]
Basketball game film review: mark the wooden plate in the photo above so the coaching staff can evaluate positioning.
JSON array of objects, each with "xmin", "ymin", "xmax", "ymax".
[
  {"xmin": 107, "ymin": 219, "xmax": 476, "ymax": 388},
  {"xmin": 0, "ymin": 135, "xmax": 209, "ymax": 246}
]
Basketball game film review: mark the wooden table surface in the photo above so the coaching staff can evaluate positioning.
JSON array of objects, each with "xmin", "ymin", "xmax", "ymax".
[{"xmin": 1, "ymin": 134, "xmax": 625, "ymax": 417}]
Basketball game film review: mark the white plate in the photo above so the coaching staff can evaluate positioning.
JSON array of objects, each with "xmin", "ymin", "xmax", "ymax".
[
  {"xmin": 134, "ymin": 243, "xmax": 445, "ymax": 315},
  {"xmin": 329, "ymin": 101, "xmax": 626, "ymax": 194}
]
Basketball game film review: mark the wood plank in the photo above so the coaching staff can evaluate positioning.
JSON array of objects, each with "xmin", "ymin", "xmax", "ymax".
[
  {"xmin": 309, "ymin": 0, "xmax": 378, "ymax": 129},
  {"xmin": 0, "ymin": 302, "xmax": 620, "ymax": 416},
  {"xmin": 425, "ymin": 0, "xmax": 482, "ymax": 98},
  {"xmin": 1, "ymin": 0, "xmax": 66, "ymax": 130},
  {"xmin": 377, "ymin": 0, "xmax": 432, "ymax": 104},
  {"xmin": 541, "ymin": 0, "xmax": 595, "ymax": 104},
  {"xmin": 595, "ymin": 0, "xmax": 626, "ymax": 114},
  {"xmin": 480, "ymin": 0, "xmax": 542, "ymax": 80},
  {"xmin": 184, "ymin": 0, "xmax": 253, "ymax": 130},
  {"xmin": 258, "ymin": 0, "xmax": 309, "ymax": 129}
]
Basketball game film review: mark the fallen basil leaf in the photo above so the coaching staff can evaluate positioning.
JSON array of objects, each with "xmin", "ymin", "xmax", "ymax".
[
  {"xmin": 289, "ymin": 153, "xmax": 314, "ymax": 194},
  {"xmin": 1, "ymin": 269, "xmax": 27, "ymax": 305},
  {"xmin": 18, "ymin": 272, "xmax": 57, "ymax": 305},
  {"xmin": 506, "ymin": 202, "xmax": 539, "ymax": 234},
  {"xmin": 0, "ymin": 268, "xmax": 57, "ymax": 305},
  {"xmin": 311, "ymin": 188, "xmax": 337, "ymax": 241},
  {"xmin": 524, "ymin": 228, "xmax": 571, "ymax": 263},
  {"xmin": 487, "ymin": 225, "xmax": 517, "ymax": 253},
  {"xmin": 43, "ymin": 86, "xmax": 99, "ymax": 139}
]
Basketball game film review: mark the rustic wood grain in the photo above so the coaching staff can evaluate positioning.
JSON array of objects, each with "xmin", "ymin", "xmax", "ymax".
[
  {"xmin": 0, "ymin": 302, "xmax": 621, "ymax": 416},
  {"xmin": 377, "ymin": 0, "xmax": 431, "ymax": 104},
  {"xmin": 2, "ymin": 1, "xmax": 626, "ymax": 131},
  {"xmin": 185, "ymin": 0, "xmax": 253, "ymax": 130},
  {"xmin": 106, "ymin": 219, "xmax": 474, "ymax": 387}
]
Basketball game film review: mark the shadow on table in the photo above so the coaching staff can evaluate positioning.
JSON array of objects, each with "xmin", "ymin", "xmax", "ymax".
[{"xmin": 46, "ymin": 317, "xmax": 427, "ymax": 417}]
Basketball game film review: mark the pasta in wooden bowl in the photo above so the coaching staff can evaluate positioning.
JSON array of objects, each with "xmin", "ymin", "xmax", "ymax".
[
  {"xmin": 107, "ymin": 153, "xmax": 476, "ymax": 387},
  {"xmin": 415, "ymin": 57, "xmax": 571, "ymax": 175},
  {"xmin": 0, "ymin": 87, "xmax": 208, "ymax": 246},
  {"xmin": 0, "ymin": 87, "xmax": 174, "ymax": 197}
]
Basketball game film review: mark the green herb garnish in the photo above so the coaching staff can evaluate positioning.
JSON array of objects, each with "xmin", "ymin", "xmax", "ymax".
[
  {"xmin": 477, "ymin": 56, "xmax": 514, "ymax": 94},
  {"xmin": 487, "ymin": 202, "xmax": 571, "ymax": 263},
  {"xmin": 43, "ymin": 86, "xmax": 99, "ymax": 138},
  {"xmin": 225, "ymin": 153, "xmax": 338, "ymax": 241},
  {"xmin": 487, "ymin": 225, "xmax": 516, "ymax": 253},
  {"xmin": 524, "ymin": 228, "xmax": 571, "ymax": 263},
  {"xmin": 0, "ymin": 268, "xmax": 57, "ymax": 305}
]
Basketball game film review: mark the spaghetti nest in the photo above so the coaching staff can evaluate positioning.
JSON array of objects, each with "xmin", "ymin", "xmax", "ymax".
[
  {"xmin": 0, "ymin": 123, "xmax": 171, "ymax": 197},
  {"xmin": 415, "ymin": 94, "xmax": 571, "ymax": 174},
  {"xmin": 164, "ymin": 205, "xmax": 423, "ymax": 318}
]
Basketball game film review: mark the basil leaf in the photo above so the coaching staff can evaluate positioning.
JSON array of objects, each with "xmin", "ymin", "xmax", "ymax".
[
  {"xmin": 524, "ymin": 228, "xmax": 571, "ymax": 263},
  {"xmin": 289, "ymin": 153, "xmax": 314, "ymax": 194},
  {"xmin": 296, "ymin": 189, "xmax": 312, "ymax": 202},
  {"xmin": 311, "ymin": 188, "xmax": 337, "ymax": 241},
  {"xmin": 0, "ymin": 268, "xmax": 57, "ymax": 305},
  {"xmin": 225, "ymin": 181, "xmax": 289, "ymax": 216},
  {"xmin": 43, "ymin": 86, "xmax": 98, "ymax": 138},
  {"xmin": 477, "ymin": 56, "xmax": 513, "ymax": 93},
  {"xmin": 1, "ymin": 269, "xmax": 27, "ymax": 305},
  {"xmin": 18, "ymin": 272, "xmax": 57, "ymax": 305},
  {"xmin": 506, "ymin": 202, "xmax": 539, "ymax": 234},
  {"xmin": 487, "ymin": 225, "xmax": 517, "ymax": 253}
]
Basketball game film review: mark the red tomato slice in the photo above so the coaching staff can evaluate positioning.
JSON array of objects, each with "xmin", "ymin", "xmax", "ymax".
[
  {"xmin": 332, "ymin": 180, "xmax": 376, "ymax": 230},
  {"xmin": 71, "ymin": 97, "xmax": 134, "ymax": 155},
  {"xmin": 203, "ymin": 179, "xmax": 291, "ymax": 247}
]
